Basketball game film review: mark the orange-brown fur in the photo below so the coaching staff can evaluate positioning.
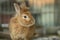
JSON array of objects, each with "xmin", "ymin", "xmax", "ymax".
[
  {"xmin": 9, "ymin": 3, "xmax": 35, "ymax": 40},
  {"xmin": 9, "ymin": 17, "xmax": 35, "ymax": 40}
]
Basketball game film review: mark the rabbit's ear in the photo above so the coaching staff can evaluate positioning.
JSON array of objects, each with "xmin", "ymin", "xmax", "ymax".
[
  {"xmin": 14, "ymin": 3, "xmax": 20, "ymax": 14},
  {"xmin": 20, "ymin": 3, "xmax": 29, "ymax": 9},
  {"xmin": 20, "ymin": 3, "xmax": 26, "ymax": 8}
]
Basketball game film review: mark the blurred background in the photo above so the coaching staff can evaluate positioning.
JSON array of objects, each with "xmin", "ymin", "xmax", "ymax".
[{"xmin": 0, "ymin": 0, "xmax": 60, "ymax": 40}]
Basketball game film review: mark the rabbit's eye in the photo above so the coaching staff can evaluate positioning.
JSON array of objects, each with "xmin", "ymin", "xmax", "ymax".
[
  {"xmin": 22, "ymin": 14, "xmax": 28, "ymax": 19},
  {"xmin": 24, "ymin": 16, "xmax": 27, "ymax": 18}
]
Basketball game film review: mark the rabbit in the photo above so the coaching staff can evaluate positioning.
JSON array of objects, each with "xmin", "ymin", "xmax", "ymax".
[{"xmin": 9, "ymin": 3, "xmax": 35, "ymax": 40}]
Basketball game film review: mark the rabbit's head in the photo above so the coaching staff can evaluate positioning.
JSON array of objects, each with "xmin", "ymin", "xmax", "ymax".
[{"xmin": 14, "ymin": 3, "xmax": 35, "ymax": 27}]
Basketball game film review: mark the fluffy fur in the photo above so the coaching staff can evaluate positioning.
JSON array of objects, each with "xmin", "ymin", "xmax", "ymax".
[{"xmin": 9, "ymin": 3, "xmax": 35, "ymax": 40}]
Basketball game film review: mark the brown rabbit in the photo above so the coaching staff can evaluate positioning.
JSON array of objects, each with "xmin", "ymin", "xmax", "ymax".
[{"xmin": 9, "ymin": 3, "xmax": 35, "ymax": 40}]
